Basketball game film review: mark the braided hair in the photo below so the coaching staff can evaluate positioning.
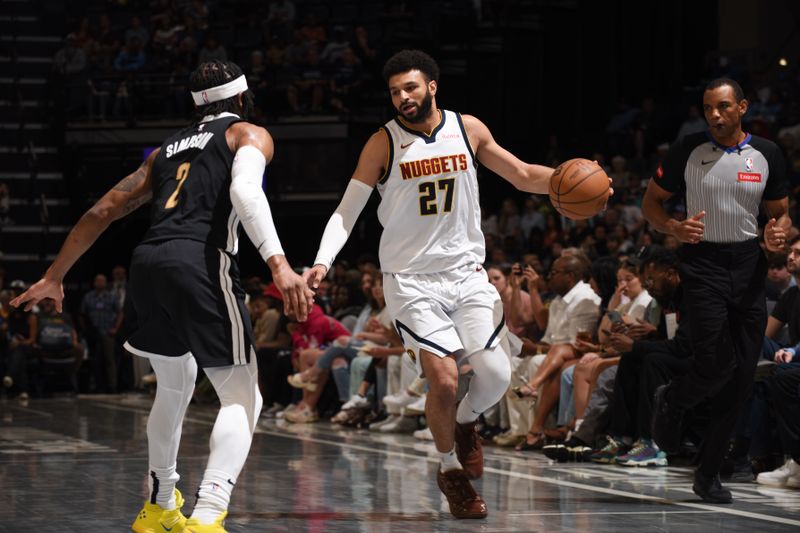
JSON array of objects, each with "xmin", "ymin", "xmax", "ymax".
[{"xmin": 189, "ymin": 60, "xmax": 254, "ymax": 121}]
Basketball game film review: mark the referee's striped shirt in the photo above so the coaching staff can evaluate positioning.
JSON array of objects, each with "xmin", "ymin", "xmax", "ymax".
[{"xmin": 654, "ymin": 131, "xmax": 787, "ymax": 243}]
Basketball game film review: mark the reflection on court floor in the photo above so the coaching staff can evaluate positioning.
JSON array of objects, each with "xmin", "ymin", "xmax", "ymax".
[{"xmin": 0, "ymin": 395, "xmax": 798, "ymax": 532}]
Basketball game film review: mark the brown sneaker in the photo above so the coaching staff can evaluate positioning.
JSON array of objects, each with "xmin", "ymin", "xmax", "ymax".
[
  {"xmin": 455, "ymin": 421, "xmax": 484, "ymax": 479},
  {"xmin": 436, "ymin": 469, "xmax": 488, "ymax": 519}
]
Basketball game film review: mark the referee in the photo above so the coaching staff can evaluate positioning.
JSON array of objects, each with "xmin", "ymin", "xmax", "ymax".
[{"xmin": 642, "ymin": 77, "xmax": 790, "ymax": 503}]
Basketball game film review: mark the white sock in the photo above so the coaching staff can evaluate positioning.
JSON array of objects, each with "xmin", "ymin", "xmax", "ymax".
[
  {"xmin": 440, "ymin": 447, "xmax": 462, "ymax": 472},
  {"xmin": 149, "ymin": 465, "xmax": 179, "ymax": 509},
  {"xmin": 191, "ymin": 469, "xmax": 234, "ymax": 524}
]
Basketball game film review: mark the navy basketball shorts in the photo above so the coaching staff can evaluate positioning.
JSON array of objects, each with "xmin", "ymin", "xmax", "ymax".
[{"xmin": 124, "ymin": 239, "xmax": 255, "ymax": 368}]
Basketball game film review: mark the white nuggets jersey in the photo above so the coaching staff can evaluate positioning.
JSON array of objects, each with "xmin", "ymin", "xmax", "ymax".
[{"xmin": 377, "ymin": 110, "xmax": 484, "ymax": 274}]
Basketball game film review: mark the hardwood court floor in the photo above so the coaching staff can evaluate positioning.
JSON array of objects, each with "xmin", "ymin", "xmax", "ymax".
[{"xmin": 1, "ymin": 395, "xmax": 798, "ymax": 532}]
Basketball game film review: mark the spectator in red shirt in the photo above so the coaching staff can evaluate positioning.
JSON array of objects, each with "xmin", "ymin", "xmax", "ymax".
[{"xmin": 284, "ymin": 304, "xmax": 350, "ymax": 423}]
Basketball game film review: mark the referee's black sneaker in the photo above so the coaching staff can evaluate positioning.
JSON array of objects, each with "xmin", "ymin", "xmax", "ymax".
[
  {"xmin": 693, "ymin": 470, "xmax": 733, "ymax": 504},
  {"xmin": 651, "ymin": 384, "xmax": 683, "ymax": 454}
]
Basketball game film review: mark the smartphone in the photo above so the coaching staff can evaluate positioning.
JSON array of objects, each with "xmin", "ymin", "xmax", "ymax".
[{"xmin": 607, "ymin": 311, "xmax": 623, "ymax": 324}]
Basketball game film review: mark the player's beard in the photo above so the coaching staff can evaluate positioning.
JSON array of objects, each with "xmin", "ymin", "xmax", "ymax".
[{"xmin": 400, "ymin": 89, "xmax": 433, "ymax": 124}]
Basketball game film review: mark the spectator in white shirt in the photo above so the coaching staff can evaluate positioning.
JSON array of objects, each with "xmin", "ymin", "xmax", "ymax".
[{"xmin": 514, "ymin": 254, "xmax": 601, "ymax": 450}]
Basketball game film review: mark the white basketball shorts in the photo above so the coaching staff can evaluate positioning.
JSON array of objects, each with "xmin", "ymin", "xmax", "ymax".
[{"xmin": 383, "ymin": 264, "xmax": 507, "ymax": 369}]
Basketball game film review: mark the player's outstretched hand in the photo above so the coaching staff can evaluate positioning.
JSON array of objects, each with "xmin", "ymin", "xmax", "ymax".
[
  {"xmin": 273, "ymin": 265, "xmax": 313, "ymax": 322},
  {"xmin": 764, "ymin": 218, "xmax": 786, "ymax": 252},
  {"xmin": 10, "ymin": 277, "xmax": 64, "ymax": 313},
  {"xmin": 303, "ymin": 264, "xmax": 328, "ymax": 291}
]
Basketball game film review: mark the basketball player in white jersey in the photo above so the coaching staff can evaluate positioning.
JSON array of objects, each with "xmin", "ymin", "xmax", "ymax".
[{"xmin": 304, "ymin": 50, "xmax": 558, "ymax": 519}]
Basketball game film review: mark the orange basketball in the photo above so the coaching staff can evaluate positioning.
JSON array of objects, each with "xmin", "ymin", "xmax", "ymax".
[{"xmin": 549, "ymin": 158, "xmax": 610, "ymax": 220}]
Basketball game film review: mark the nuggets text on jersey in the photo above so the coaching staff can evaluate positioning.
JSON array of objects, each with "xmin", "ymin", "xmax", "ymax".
[{"xmin": 399, "ymin": 154, "xmax": 468, "ymax": 180}]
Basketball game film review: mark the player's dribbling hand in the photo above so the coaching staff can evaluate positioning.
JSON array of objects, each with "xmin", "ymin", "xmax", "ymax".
[
  {"xmin": 9, "ymin": 277, "xmax": 64, "ymax": 313},
  {"xmin": 672, "ymin": 211, "xmax": 705, "ymax": 244},
  {"xmin": 764, "ymin": 218, "xmax": 786, "ymax": 252},
  {"xmin": 303, "ymin": 264, "xmax": 328, "ymax": 291}
]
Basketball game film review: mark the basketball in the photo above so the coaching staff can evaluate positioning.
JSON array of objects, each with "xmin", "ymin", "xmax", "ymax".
[{"xmin": 549, "ymin": 158, "xmax": 611, "ymax": 220}]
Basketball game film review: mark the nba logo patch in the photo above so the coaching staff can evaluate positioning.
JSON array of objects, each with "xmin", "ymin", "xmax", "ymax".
[{"xmin": 745, "ymin": 157, "xmax": 753, "ymax": 171}]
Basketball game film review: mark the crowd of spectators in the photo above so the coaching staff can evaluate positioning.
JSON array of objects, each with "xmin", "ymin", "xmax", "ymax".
[{"xmin": 52, "ymin": 0, "xmax": 389, "ymax": 122}]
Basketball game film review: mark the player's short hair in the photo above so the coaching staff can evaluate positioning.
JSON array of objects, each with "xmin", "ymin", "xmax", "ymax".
[
  {"xmin": 705, "ymin": 77, "xmax": 745, "ymax": 102},
  {"xmin": 189, "ymin": 60, "xmax": 254, "ymax": 120},
  {"xmin": 382, "ymin": 50, "xmax": 440, "ymax": 84}
]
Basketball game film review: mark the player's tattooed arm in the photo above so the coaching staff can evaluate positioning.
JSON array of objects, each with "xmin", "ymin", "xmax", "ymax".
[
  {"xmin": 120, "ymin": 192, "xmax": 153, "ymax": 216},
  {"xmin": 104, "ymin": 149, "xmax": 157, "ymax": 219},
  {"xmin": 112, "ymin": 160, "xmax": 154, "ymax": 215},
  {"xmin": 113, "ymin": 161, "xmax": 148, "ymax": 192},
  {"xmin": 29, "ymin": 150, "xmax": 158, "ymax": 283}
]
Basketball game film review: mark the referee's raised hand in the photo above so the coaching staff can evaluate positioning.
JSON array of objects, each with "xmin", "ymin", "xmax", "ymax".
[{"xmin": 673, "ymin": 211, "xmax": 706, "ymax": 244}]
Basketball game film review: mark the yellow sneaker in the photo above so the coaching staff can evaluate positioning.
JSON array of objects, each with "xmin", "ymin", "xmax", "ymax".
[
  {"xmin": 131, "ymin": 488, "xmax": 188, "ymax": 533},
  {"xmin": 184, "ymin": 511, "xmax": 228, "ymax": 533}
]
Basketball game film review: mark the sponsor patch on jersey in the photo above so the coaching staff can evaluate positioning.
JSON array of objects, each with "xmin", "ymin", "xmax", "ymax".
[
  {"xmin": 737, "ymin": 172, "xmax": 762, "ymax": 183},
  {"xmin": 745, "ymin": 157, "xmax": 753, "ymax": 171}
]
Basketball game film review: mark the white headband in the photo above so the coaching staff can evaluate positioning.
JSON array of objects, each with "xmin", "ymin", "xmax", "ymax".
[{"xmin": 191, "ymin": 75, "xmax": 248, "ymax": 106}]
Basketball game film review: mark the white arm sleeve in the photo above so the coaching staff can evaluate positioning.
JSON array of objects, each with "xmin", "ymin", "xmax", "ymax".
[
  {"xmin": 313, "ymin": 179, "xmax": 374, "ymax": 271},
  {"xmin": 230, "ymin": 145, "xmax": 285, "ymax": 262}
]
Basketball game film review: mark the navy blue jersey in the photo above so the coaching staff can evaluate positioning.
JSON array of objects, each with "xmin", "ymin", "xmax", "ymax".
[{"xmin": 142, "ymin": 114, "xmax": 244, "ymax": 253}]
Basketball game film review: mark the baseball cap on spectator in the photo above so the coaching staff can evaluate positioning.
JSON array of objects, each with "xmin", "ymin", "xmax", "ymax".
[{"xmin": 263, "ymin": 283, "xmax": 283, "ymax": 301}]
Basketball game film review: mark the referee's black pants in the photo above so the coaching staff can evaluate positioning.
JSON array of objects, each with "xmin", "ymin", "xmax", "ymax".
[{"xmin": 669, "ymin": 239, "xmax": 767, "ymax": 476}]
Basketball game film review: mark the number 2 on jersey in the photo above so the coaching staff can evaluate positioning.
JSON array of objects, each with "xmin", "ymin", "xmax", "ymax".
[
  {"xmin": 165, "ymin": 162, "xmax": 191, "ymax": 208},
  {"xmin": 419, "ymin": 177, "xmax": 455, "ymax": 216}
]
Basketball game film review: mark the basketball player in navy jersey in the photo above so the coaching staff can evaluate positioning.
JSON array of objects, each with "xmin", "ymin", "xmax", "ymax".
[
  {"xmin": 304, "ymin": 50, "xmax": 588, "ymax": 519},
  {"xmin": 12, "ymin": 60, "xmax": 313, "ymax": 532}
]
